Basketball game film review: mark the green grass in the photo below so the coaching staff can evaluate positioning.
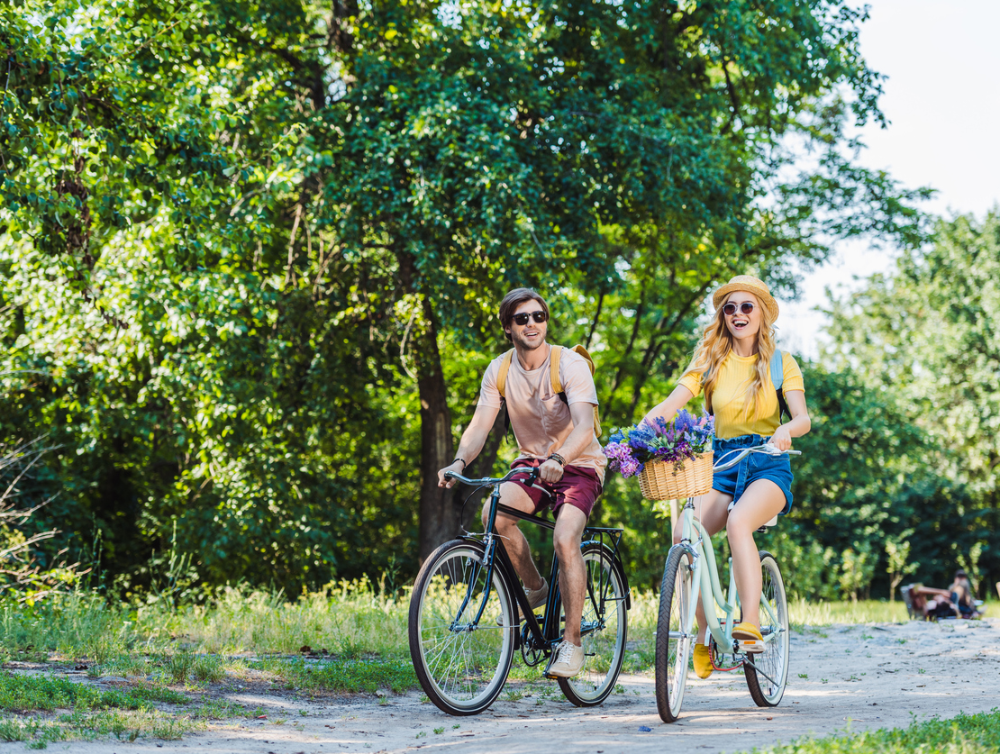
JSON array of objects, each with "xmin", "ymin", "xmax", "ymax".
[
  {"xmin": 0, "ymin": 673, "xmax": 187, "ymax": 713},
  {"xmin": 789, "ymin": 599, "xmax": 910, "ymax": 626},
  {"xmin": 750, "ymin": 709, "xmax": 1000, "ymax": 754},
  {"xmin": 0, "ymin": 578, "xmax": 925, "ymax": 708},
  {"xmin": 247, "ymin": 655, "xmax": 417, "ymax": 693},
  {"xmin": 0, "ymin": 674, "xmax": 196, "ymax": 748}
]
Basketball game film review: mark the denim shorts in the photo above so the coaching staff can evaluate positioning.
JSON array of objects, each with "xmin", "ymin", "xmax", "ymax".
[{"xmin": 712, "ymin": 434, "xmax": 793, "ymax": 514}]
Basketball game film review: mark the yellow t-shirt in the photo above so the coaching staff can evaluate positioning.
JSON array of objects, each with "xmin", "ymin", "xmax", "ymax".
[{"xmin": 678, "ymin": 351, "xmax": 805, "ymax": 439}]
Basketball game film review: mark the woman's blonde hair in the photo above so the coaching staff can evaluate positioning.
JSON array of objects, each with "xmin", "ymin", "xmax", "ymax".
[{"xmin": 681, "ymin": 293, "xmax": 777, "ymax": 421}]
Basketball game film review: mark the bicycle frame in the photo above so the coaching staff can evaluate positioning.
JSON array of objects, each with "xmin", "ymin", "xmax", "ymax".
[
  {"xmin": 447, "ymin": 469, "xmax": 629, "ymax": 653},
  {"xmin": 676, "ymin": 501, "xmax": 779, "ymax": 656},
  {"xmin": 675, "ymin": 445, "xmax": 796, "ymax": 657}
]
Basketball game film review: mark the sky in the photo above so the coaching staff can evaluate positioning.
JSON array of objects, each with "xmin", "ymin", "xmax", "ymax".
[{"xmin": 778, "ymin": 0, "xmax": 1000, "ymax": 358}]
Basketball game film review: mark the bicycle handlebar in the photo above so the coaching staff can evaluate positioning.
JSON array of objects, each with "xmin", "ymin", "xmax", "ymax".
[
  {"xmin": 713, "ymin": 443, "xmax": 801, "ymax": 473},
  {"xmin": 444, "ymin": 466, "xmax": 540, "ymax": 488}
]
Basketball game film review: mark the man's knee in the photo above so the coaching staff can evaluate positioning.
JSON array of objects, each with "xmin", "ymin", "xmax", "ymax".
[{"xmin": 553, "ymin": 533, "xmax": 579, "ymax": 560}]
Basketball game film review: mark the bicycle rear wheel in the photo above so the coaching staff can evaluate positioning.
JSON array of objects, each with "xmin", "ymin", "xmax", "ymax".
[
  {"xmin": 558, "ymin": 543, "xmax": 628, "ymax": 706},
  {"xmin": 655, "ymin": 546, "xmax": 694, "ymax": 722},
  {"xmin": 744, "ymin": 551, "xmax": 789, "ymax": 707},
  {"xmin": 408, "ymin": 539, "xmax": 516, "ymax": 715}
]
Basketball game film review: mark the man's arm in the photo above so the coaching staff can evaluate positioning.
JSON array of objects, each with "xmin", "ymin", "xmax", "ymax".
[
  {"xmin": 540, "ymin": 402, "xmax": 595, "ymax": 484},
  {"xmin": 437, "ymin": 403, "xmax": 502, "ymax": 489}
]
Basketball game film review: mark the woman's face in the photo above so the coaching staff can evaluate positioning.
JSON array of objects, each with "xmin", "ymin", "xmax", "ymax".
[{"xmin": 723, "ymin": 291, "xmax": 762, "ymax": 344}]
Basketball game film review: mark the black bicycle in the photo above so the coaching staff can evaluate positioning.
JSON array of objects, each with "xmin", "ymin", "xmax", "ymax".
[{"xmin": 408, "ymin": 467, "xmax": 631, "ymax": 715}]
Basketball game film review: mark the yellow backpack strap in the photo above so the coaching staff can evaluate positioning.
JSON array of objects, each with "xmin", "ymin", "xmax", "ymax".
[
  {"xmin": 496, "ymin": 350, "xmax": 515, "ymax": 399},
  {"xmin": 549, "ymin": 345, "xmax": 563, "ymax": 395},
  {"xmin": 552, "ymin": 345, "xmax": 602, "ymax": 438}
]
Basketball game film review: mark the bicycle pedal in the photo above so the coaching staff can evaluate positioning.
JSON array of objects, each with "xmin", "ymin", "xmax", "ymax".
[{"xmin": 737, "ymin": 639, "xmax": 765, "ymax": 654}]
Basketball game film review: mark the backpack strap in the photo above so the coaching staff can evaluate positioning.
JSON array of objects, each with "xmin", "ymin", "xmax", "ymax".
[
  {"xmin": 770, "ymin": 350, "xmax": 789, "ymax": 422},
  {"xmin": 551, "ymin": 345, "xmax": 601, "ymax": 437},
  {"xmin": 550, "ymin": 345, "xmax": 564, "ymax": 396},
  {"xmin": 496, "ymin": 349, "xmax": 515, "ymax": 399}
]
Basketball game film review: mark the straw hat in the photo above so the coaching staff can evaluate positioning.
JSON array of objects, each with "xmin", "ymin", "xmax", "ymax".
[{"xmin": 712, "ymin": 275, "xmax": 779, "ymax": 321}]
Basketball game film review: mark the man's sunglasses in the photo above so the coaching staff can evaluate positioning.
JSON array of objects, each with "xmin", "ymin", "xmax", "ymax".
[
  {"xmin": 722, "ymin": 301, "xmax": 755, "ymax": 317},
  {"xmin": 512, "ymin": 311, "xmax": 548, "ymax": 326}
]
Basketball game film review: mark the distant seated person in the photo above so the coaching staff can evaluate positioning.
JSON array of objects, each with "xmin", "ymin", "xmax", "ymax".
[
  {"xmin": 906, "ymin": 584, "xmax": 960, "ymax": 620},
  {"xmin": 949, "ymin": 569, "xmax": 981, "ymax": 619}
]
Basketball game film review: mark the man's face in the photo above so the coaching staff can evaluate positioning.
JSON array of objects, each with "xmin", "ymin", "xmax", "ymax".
[{"xmin": 507, "ymin": 299, "xmax": 548, "ymax": 351}]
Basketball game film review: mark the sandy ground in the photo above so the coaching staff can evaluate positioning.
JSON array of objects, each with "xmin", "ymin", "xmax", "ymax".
[{"xmin": 3, "ymin": 618, "xmax": 999, "ymax": 754}]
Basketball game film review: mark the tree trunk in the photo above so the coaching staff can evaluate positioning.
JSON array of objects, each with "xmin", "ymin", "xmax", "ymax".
[{"xmin": 414, "ymin": 298, "xmax": 457, "ymax": 562}]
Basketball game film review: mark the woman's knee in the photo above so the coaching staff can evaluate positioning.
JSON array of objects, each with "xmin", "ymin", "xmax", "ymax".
[{"xmin": 725, "ymin": 510, "xmax": 756, "ymax": 542}]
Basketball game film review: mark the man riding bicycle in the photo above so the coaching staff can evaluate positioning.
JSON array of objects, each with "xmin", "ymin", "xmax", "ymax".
[{"xmin": 438, "ymin": 287, "xmax": 605, "ymax": 678}]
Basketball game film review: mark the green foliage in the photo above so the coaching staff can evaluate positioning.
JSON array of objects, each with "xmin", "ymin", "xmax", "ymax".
[
  {"xmin": 823, "ymin": 212, "xmax": 1000, "ymax": 593},
  {"xmin": 249, "ymin": 656, "xmax": 416, "ymax": 694},
  {"xmin": 1, "ymin": 0, "xmax": 930, "ymax": 591},
  {"xmin": 744, "ymin": 709, "xmax": 1000, "ymax": 754},
  {"xmin": 0, "ymin": 673, "xmax": 186, "ymax": 713}
]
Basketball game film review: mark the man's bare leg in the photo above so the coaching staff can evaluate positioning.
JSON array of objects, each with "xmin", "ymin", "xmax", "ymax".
[
  {"xmin": 481, "ymin": 482, "xmax": 544, "ymax": 591},
  {"xmin": 552, "ymin": 505, "xmax": 588, "ymax": 645}
]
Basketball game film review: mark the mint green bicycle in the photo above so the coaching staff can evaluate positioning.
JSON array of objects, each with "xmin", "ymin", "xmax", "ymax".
[{"xmin": 655, "ymin": 444, "xmax": 799, "ymax": 722}]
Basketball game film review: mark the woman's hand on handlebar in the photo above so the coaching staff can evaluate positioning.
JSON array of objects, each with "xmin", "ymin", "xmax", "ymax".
[
  {"xmin": 770, "ymin": 426, "xmax": 793, "ymax": 452},
  {"xmin": 438, "ymin": 461, "xmax": 465, "ymax": 489}
]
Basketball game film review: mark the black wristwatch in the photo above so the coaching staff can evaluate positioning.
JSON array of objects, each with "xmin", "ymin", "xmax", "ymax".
[{"xmin": 548, "ymin": 453, "xmax": 566, "ymax": 467}]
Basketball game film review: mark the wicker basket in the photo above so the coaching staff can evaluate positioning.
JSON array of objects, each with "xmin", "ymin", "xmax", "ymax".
[{"xmin": 638, "ymin": 451, "xmax": 714, "ymax": 501}]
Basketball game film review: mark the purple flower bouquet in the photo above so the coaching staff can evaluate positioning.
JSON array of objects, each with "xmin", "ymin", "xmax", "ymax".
[{"xmin": 604, "ymin": 410, "xmax": 715, "ymax": 479}]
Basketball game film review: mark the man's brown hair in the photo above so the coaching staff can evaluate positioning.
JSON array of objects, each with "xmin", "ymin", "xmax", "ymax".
[{"xmin": 498, "ymin": 288, "xmax": 550, "ymax": 342}]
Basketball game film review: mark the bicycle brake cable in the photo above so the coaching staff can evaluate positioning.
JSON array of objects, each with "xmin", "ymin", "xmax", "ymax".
[{"xmin": 458, "ymin": 484, "xmax": 490, "ymax": 534}]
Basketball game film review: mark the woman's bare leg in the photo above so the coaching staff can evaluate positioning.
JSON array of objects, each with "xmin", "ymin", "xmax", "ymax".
[
  {"xmin": 725, "ymin": 479, "xmax": 786, "ymax": 628},
  {"xmin": 671, "ymin": 490, "xmax": 732, "ymax": 643}
]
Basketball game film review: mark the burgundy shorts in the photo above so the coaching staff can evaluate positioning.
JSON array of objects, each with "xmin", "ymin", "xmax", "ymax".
[{"xmin": 507, "ymin": 459, "xmax": 603, "ymax": 518}]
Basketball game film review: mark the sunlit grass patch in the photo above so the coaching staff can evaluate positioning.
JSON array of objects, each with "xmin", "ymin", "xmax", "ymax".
[
  {"xmin": 0, "ymin": 716, "xmax": 65, "ymax": 746},
  {"xmin": 0, "ymin": 673, "xmax": 187, "ymax": 713},
  {"xmin": 60, "ymin": 707, "xmax": 201, "ymax": 742},
  {"xmin": 248, "ymin": 655, "xmax": 417, "ymax": 694},
  {"xmin": 750, "ymin": 709, "xmax": 1000, "ymax": 754},
  {"xmin": 789, "ymin": 599, "xmax": 910, "ymax": 627}
]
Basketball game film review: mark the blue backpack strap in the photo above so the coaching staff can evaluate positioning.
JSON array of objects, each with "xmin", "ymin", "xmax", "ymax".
[{"xmin": 770, "ymin": 350, "xmax": 789, "ymax": 421}]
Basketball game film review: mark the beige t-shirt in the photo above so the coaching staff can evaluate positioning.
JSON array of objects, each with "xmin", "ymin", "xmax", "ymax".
[{"xmin": 479, "ymin": 346, "xmax": 607, "ymax": 485}]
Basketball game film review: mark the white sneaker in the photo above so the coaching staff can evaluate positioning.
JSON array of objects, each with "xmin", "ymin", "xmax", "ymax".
[
  {"xmin": 545, "ymin": 640, "xmax": 584, "ymax": 678},
  {"xmin": 497, "ymin": 579, "xmax": 548, "ymax": 626},
  {"xmin": 525, "ymin": 579, "xmax": 549, "ymax": 610}
]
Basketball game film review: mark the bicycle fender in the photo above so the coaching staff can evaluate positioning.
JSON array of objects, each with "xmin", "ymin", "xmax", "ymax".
[{"xmin": 582, "ymin": 539, "xmax": 632, "ymax": 611}]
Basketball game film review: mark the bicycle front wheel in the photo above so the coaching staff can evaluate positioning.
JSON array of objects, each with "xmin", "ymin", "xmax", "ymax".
[
  {"xmin": 655, "ymin": 545, "xmax": 694, "ymax": 723},
  {"xmin": 744, "ymin": 551, "xmax": 789, "ymax": 707},
  {"xmin": 558, "ymin": 543, "xmax": 628, "ymax": 706},
  {"xmin": 408, "ymin": 539, "xmax": 516, "ymax": 715}
]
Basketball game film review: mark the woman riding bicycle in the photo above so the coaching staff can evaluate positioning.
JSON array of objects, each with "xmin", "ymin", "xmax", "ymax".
[{"xmin": 642, "ymin": 275, "xmax": 811, "ymax": 678}]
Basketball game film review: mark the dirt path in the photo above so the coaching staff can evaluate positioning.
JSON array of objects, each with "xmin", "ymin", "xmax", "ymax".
[{"xmin": 4, "ymin": 619, "xmax": 998, "ymax": 754}]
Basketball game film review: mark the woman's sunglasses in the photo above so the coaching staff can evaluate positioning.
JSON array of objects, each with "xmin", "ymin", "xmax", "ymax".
[
  {"xmin": 512, "ymin": 311, "xmax": 548, "ymax": 326},
  {"xmin": 722, "ymin": 301, "xmax": 755, "ymax": 317}
]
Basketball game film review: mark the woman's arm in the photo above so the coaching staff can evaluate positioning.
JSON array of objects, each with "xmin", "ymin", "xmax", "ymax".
[
  {"xmin": 771, "ymin": 390, "xmax": 810, "ymax": 451},
  {"xmin": 641, "ymin": 385, "xmax": 695, "ymax": 426}
]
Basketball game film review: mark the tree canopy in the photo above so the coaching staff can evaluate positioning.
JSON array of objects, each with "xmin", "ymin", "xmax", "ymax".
[{"xmin": 0, "ymin": 0, "xmax": 954, "ymax": 596}]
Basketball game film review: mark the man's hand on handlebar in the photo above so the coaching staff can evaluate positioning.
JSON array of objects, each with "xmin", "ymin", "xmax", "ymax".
[
  {"xmin": 438, "ymin": 461, "xmax": 465, "ymax": 489},
  {"xmin": 770, "ymin": 426, "xmax": 793, "ymax": 452}
]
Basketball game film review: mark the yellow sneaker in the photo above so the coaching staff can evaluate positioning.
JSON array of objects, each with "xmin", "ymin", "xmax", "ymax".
[
  {"xmin": 692, "ymin": 643, "xmax": 713, "ymax": 678},
  {"xmin": 732, "ymin": 621, "xmax": 765, "ymax": 653}
]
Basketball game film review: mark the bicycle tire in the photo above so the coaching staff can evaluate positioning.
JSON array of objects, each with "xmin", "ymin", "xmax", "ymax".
[
  {"xmin": 655, "ymin": 545, "xmax": 694, "ymax": 723},
  {"xmin": 744, "ymin": 551, "xmax": 789, "ymax": 707},
  {"xmin": 557, "ymin": 543, "xmax": 628, "ymax": 706},
  {"xmin": 408, "ymin": 538, "xmax": 516, "ymax": 715}
]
